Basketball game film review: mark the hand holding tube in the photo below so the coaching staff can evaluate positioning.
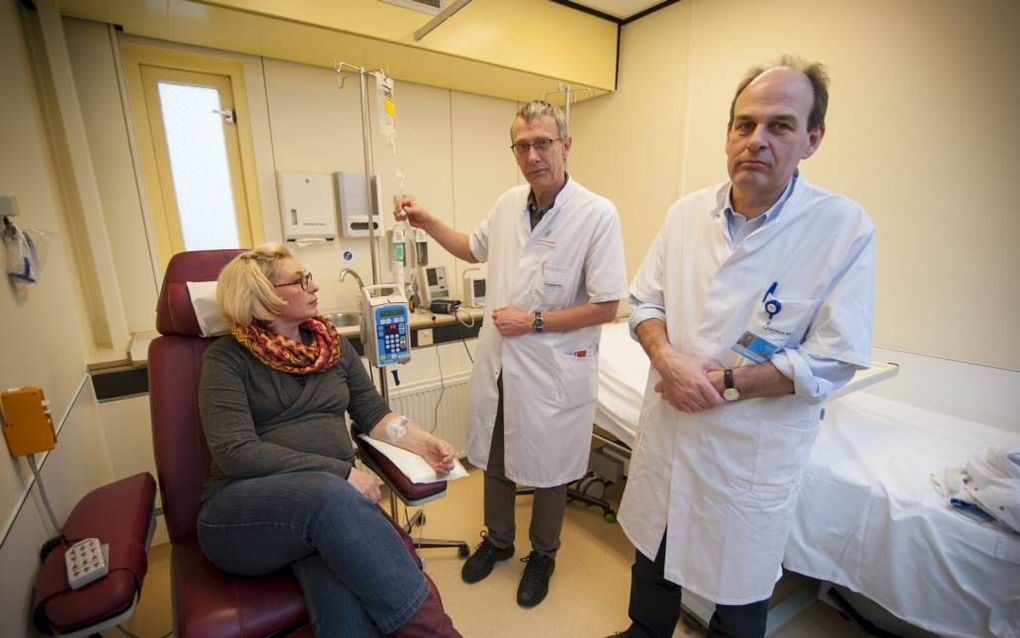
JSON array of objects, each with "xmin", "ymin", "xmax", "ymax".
[{"xmin": 393, "ymin": 197, "xmax": 434, "ymax": 230}]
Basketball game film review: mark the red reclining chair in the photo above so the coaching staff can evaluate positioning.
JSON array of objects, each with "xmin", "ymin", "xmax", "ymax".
[
  {"xmin": 149, "ymin": 249, "xmax": 312, "ymax": 638},
  {"xmin": 149, "ymin": 249, "xmax": 464, "ymax": 638}
]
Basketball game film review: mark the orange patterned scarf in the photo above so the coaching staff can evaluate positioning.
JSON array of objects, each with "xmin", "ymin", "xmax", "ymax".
[{"xmin": 231, "ymin": 316, "xmax": 340, "ymax": 375}]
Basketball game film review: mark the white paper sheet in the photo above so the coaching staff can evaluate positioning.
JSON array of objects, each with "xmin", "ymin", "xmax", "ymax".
[{"xmin": 359, "ymin": 435, "xmax": 469, "ymax": 484}]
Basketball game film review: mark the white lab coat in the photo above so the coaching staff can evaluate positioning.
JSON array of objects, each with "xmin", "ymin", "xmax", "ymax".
[
  {"xmin": 466, "ymin": 178, "xmax": 627, "ymax": 487},
  {"xmin": 619, "ymin": 176, "xmax": 875, "ymax": 605}
]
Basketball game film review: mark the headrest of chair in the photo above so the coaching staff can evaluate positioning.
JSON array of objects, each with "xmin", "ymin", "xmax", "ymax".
[{"xmin": 155, "ymin": 249, "xmax": 245, "ymax": 337}]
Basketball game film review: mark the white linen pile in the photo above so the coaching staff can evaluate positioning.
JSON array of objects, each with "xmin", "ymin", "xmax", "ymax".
[{"xmin": 933, "ymin": 447, "xmax": 1020, "ymax": 533}]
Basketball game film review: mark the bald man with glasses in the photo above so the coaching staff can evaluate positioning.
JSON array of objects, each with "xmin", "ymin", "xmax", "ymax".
[{"xmin": 394, "ymin": 100, "xmax": 626, "ymax": 608}]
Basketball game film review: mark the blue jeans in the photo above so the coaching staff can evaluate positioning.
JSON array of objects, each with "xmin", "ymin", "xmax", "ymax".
[{"xmin": 197, "ymin": 471, "xmax": 429, "ymax": 636}]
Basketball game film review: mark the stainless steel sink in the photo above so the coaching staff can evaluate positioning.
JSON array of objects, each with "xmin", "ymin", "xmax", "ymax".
[{"xmin": 325, "ymin": 312, "xmax": 361, "ymax": 328}]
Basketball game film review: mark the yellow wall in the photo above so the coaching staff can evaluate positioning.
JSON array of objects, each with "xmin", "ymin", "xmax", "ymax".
[
  {"xmin": 570, "ymin": 0, "xmax": 1020, "ymax": 371},
  {"xmin": 58, "ymin": 0, "xmax": 617, "ymax": 103},
  {"xmin": 201, "ymin": 0, "xmax": 617, "ymax": 89}
]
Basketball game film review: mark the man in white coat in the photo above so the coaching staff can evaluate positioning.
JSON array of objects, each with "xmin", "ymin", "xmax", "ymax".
[
  {"xmin": 393, "ymin": 101, "xmax": 627, "ymax": 607},
  {"xmin": 608, "ymin": 58, "xmax": 875, "ymax": 637}
]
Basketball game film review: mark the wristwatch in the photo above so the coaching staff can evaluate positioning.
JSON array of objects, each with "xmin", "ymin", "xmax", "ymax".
[
  {"xmin": 722, "ymin": 369, "xmax": 740, "ymax": 402},
  {"xmin": 532, "ymin": 311, "xmax": 544, "ymax": 333}
]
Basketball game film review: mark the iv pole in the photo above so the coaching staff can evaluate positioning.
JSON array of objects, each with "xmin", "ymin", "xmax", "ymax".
[
  {"xmin": 335, "ymin": 60, "xmax": 390, "ymax": 401},
  {"xmin": 544, "ymin": 82, "xmax": 593, "ymax": 128}
]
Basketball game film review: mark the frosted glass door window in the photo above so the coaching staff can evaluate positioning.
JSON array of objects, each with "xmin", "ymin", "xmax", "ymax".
[{"xmin": 157, "ymin": 82, "xmax": 239, "ymax": 250}]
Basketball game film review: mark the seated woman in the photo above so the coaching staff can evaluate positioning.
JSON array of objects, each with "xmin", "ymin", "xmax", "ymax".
[{"xmin": 196, "ymin": 244, "xmax": 461, "ymax": 638}]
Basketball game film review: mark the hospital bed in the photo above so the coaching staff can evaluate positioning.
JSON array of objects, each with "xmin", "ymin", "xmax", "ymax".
[{"xmin": 594, "ymin": 322, "xmax": 1020, "ymax": 638}]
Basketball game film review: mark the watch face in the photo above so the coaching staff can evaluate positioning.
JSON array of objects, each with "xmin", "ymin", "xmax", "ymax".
[{"xmin": 723, "ymin": 387, "xmax": 740, "ymax": 402}]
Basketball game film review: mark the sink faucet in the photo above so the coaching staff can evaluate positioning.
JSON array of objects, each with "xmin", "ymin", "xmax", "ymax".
[{"xmin": 339, "ymin": 268, "xmax": 365, "ymax": 289}]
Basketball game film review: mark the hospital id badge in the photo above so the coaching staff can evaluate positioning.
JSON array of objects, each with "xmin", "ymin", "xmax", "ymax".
[{"xmin": 731, "ymin": 330, "xmax": 778, "ymax": 363}]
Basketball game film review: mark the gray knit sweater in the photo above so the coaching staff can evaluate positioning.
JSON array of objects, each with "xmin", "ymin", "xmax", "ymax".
[{"xmin": 198, "ymin": 334, "xmax": 390, "ymax": 502}]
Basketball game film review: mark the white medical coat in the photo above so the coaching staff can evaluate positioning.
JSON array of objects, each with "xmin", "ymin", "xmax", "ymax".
[
  {"xmin": 467, "ymin": 178, "xmax": 627, "ymax": 487},
  {"xmin": 619, "ymin": 176, "xmax": 875, "ymax": 605}
]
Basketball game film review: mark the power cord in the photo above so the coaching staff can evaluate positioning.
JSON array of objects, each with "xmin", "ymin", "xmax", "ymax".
[{"xmin": 431, "ymin": 325, "xmax": 445, "ymax": 435}]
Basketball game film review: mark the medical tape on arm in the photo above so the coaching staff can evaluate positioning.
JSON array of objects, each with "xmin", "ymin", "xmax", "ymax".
[{"xmin": 386, "ymin": 415, "xmax": 410, "ymax": 443}]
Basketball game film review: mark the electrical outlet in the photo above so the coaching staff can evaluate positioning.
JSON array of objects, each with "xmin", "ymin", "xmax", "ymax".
[{"xmin": 418, "ymin": 328, "xmax": 434, "ymax": 346}]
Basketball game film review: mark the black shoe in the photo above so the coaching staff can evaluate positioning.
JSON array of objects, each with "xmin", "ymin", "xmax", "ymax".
[
  {"xmin": 516, "ymin": 551, "xmax": 555, "ymax": 607},
  {"xmin": 461, "ymin": 531, "xmax": 514, "ymax": 584}
]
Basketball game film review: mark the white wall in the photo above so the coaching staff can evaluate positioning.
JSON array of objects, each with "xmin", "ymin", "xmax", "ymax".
[
  {"xmin": 570, "ymin": 0, "xmax": 1020, "ymax": 426},
  {"xmin": 63, "ymin": 19, "xmax": 159, "ymax": 335},
  {"xmin": 0, "ymin": 2, "xmax": 116, "ymax": 633}
]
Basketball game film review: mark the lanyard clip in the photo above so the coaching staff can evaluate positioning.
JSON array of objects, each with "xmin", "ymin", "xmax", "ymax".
[{"xmin": 762, "ymin": 281, "xmax": 781, "ymax": 321}]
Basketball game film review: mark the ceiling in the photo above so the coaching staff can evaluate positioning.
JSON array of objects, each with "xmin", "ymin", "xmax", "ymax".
[{"xmin": 562, "ymin": 0, "xmax": 673, "ymax": 21}]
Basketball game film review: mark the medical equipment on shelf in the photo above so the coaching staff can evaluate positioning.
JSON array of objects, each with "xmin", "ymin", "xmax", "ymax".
[
  {"xmin": 429, "ymin": 298, "xmax": 461, "ymax": 314},
  {"xmin": 334, "ymin": 171, "xmax": 382, "ymax": 238},
  {"xmin": 416, "ymin": 265, "xmax": 449, "ymax": 308},
  {"xmin": 413, "ymin": 227, "xmax": 429, "ymax": 266},
  {"xmin": 359, "ymin": 285, "xmax": 411, "ymax": 368},
  {"xmin": 391, "ymin": 222, "xmax": 408, "ymax": 288},
  {"xmin": 462, "ymin": 269, "xmax": 486, "ymax": 307},
  {"xmin": 276, "ymin": 173, "xmax": 337, "ymax": 242}
]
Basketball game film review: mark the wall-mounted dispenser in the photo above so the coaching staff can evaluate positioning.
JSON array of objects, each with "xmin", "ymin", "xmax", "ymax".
[
  {"xmin": 277, "ymin": 173, "xmax": 337, "ymax": 242},
  {"xmin": 334, "ymin": 171, "xmax": 383, "ymax": 238}
]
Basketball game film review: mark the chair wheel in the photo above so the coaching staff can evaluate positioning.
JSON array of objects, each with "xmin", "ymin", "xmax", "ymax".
[
  {"xmin": 458, "ymin": 545, "xmax": 470, "ymax": 558},
  {"xmin": 604, "ymin": 512, "xmax": 617, "ymax": 524}
]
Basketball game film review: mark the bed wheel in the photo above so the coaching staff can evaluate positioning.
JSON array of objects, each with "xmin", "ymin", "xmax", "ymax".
[
  {"xmin": 578, "ymin": 475, "xmax": 608, "ymax": 499},
  {"xmin": 604, "ymin": 512, "xmax": 617, "ymax": 523}
]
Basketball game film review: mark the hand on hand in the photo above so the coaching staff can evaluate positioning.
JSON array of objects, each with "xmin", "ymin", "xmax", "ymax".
[
  {"xmin": 652, "ymin": 349, "xmax": 724, "ymax": 413},
  {"xmin": 393, "ymin": 197, "xmax": 432, "ymax": 229},
  {"xmin": 492, "ymin": 305, "xmax": 533, "ymax": 337},
  {"xmin": 347, "ymin": 466, "xmax": 382, "ymax": 503}
]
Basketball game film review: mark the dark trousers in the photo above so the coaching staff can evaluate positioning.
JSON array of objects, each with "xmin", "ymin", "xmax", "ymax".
[
  {"xmin": 483, "ymin": 376, "xmax": 568, "ymax": 556},
  {"xmin": 624, "ymin": 533, "xmax": 770, "ymax": 638}
]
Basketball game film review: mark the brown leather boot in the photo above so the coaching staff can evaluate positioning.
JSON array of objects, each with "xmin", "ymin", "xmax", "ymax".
[{"xmin": 389, "ymin": 574, "xmax": 461, "ymax": 638}]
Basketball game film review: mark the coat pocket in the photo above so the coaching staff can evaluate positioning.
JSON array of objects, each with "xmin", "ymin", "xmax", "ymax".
[
  {"xmin": 539, "ymin": 263, "xmax": 572, "ymax": 309},
  {"xmin": 553, "ymin": 348, "xmax": 597, "ymax": 410},
  {"xmin": 750, "ymin": 416, "xmax": 820, "ymax": 506},
  {"xmin": 755, "ymin": 299, "xmax": 819, "ymax": 349}
]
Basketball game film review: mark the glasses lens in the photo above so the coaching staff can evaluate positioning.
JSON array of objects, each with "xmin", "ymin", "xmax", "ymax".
[{"xmin": 302, "ymin": 272, "xmax": 313, "ymax": 290}]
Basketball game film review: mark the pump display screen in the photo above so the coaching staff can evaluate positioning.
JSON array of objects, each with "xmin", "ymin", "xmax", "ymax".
[
  {"xmin": 427, "ymin": 269, "xmax": 439, "ymax": 285},
  {"xmin": 473, "ymin": 279, "xmax": 485, "ymax": 296},
  {"xmin": 379, "ymin": 308, "xmax": 404, "ymax": 317}
]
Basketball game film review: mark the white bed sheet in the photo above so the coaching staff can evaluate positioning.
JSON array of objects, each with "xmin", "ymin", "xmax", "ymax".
[{"xmin": 595, "ymin": 322, "xmax": 1020, "ymax": 638}]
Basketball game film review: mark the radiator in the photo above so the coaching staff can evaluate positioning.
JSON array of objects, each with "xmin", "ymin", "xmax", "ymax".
[{"xmin": 389, "ymin": 372, "xmax": 471, "ymax": 456}]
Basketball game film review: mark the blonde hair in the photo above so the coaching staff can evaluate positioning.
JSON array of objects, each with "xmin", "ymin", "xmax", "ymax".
[
  {"xmin": 216, "ymin": 244, "xmax": 293, "ymax": 326},
  {"xmin": 512, "ymin": 100, "xmax": 568, "ymax": 139}
]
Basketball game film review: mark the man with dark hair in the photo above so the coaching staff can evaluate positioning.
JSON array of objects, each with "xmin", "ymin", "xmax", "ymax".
[
  {"xmin": 607, "ymin": 59, "xmax": 876, "ymax": 638},
  {"xmin": 395, "ymin": 101, "xmax": 627, "ymax": 608}
]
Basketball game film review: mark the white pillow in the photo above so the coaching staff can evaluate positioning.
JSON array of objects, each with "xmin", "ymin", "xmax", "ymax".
[{"xmin": 186, "ymin": 280, "xmax": 231, "ymax": 337}]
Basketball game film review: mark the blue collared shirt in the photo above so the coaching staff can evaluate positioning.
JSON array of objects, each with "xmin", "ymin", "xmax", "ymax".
[{"xmin": 629, "ymin": 173, "xmax": 857, "ymax": 401}]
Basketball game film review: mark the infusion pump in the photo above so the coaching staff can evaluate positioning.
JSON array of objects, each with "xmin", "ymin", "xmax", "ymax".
[
  {"xmin": 359, "ymin": 285, "xmax": 411, "ymax": 367},
  {"xmin": 462, "ymin": 271, "xmax": 486, "ymax": 307}
]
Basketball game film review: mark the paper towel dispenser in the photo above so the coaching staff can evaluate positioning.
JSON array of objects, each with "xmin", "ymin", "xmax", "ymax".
[
  {"xmin": 334, "ymin": 171, "xmax": 383, "ymax": 238},
  {"xmin": 277, "ymin": 173, "xmax": 337, "ymax": 242}
]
